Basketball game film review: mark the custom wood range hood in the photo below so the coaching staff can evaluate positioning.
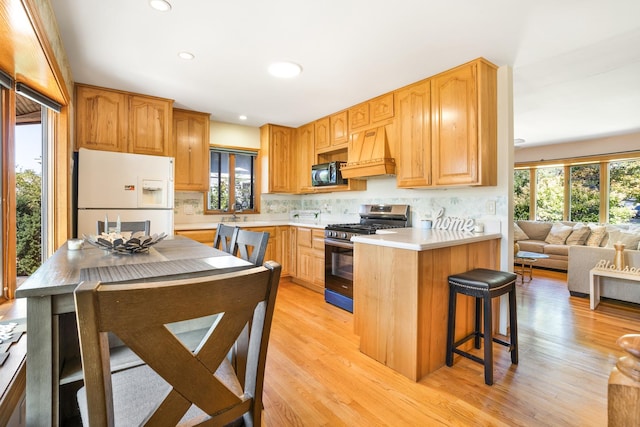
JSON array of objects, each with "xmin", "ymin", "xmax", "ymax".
[{"xmin": 340, "ymin": 126, "xmax": 396, "ymax": 179}]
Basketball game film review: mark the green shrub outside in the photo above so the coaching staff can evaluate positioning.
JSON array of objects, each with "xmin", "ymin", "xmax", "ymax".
[{"xmin": 16, "ymin": 169, "xmax": 41, "ymax": 276}]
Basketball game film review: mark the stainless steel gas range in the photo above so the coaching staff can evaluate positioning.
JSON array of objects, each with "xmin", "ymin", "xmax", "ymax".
[{"xmin": 324, "ymin": 204, "xmax": 411, "ymax": 312}]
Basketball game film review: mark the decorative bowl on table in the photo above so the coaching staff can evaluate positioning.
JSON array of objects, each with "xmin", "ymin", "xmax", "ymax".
[{"xmin": 83, "ymin": 232, "xmax": 167, "ymax": 254}]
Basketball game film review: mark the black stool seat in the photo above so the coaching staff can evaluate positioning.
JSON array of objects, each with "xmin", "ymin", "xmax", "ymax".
[
  {"xmin": 448, "ymin": 268, "xmax": 517, "ymax": 292},
  {"xmin": 446, "ymin": 268, "xmax": 518, "ymax": 385}
]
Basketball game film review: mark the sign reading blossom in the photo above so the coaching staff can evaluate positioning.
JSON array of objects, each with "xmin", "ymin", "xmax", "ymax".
[{"xmin": 594, "ymin": 259, "xmax": 640, "ymax": 275}]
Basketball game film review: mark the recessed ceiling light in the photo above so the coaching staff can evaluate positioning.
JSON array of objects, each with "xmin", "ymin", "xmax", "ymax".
[
  {"xmin": 514, "ymin": 138, "xmax": 526, "ymax": 144},
  {"xmin": 178, "ymin": 51, "xmax": 195, "ymax": 60},
  {"xmin": 149, "ymin": 0, "xmax": 172, "ymax": 12},
  {"xmin": 239, "ymin": 115, "xmax": 248, "ymax": 121},
  {"xmin": 268, "ymin": 61, "xmax": 302, "ymax": 78}
]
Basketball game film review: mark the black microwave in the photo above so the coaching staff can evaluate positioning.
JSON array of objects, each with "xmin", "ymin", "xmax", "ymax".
[{"xmin": 311, "ymin": 162, "xmax": 347, "ymax": 186}]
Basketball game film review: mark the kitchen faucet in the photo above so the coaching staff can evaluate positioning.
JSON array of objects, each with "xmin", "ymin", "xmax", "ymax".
[{"xmin": 231, "ymin": 200, "xmax": 243, "ymax": 222}]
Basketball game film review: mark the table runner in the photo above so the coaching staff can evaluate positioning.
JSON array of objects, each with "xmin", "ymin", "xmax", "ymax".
[{"xmin": 79, "ymin": 259, "xmax": 226, "ymax": 283}]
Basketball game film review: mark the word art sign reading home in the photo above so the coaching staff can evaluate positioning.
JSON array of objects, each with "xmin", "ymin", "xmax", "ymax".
[{"xmin": 432, "ymin": 208, "xmax": 475, "ymax": 232}]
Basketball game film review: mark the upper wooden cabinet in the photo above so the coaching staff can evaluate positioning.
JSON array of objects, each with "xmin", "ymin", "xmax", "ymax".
[
  {"xmin": 315, "ymin": 110, "xmax": 348, "ymax": 156},
  {"xmin": 75, "ymin": 85, "xmax": 128, "ymax": 152},
  {"xmin": 431, "ymin": 59, "xmax": 497, "ymax": 186},
  {"xmin": 348, "ymin": 102, "xmax": 369, "ymax": 131},
  {"xmin": 395, "ymin": 80, "xmax": 431, "ymax": 187},
  {"xmin": 330, "ymin": 110, "xmax": 348, "ymax": 147},
  {"xmin": 297, "ymin": 122, "xmax": 315, "ymax": 190},
  {"xmin": 260, "ymin": 124, "xmax": 296, "ymax": 193},
  {"xmin": 349, "ymin": 93, "xmax": 394, "ymax": 133},
  {"xmin": 75, "ymin": 83, "xmax": 174, "ymax": 156},
  {"xmin": 173, "ymin": 109, "xmax": 210, "ymax": 191},
  {"xmin": 394, "ymin": 58, "xmax": 497, "ymax": 188},
  {"xmin": 314, "ymin": 117, "xmax": 331, "ymax": 151},
  {"xmin": 128, "ymin": 95, "xmax": 173, "ymax": 156}
]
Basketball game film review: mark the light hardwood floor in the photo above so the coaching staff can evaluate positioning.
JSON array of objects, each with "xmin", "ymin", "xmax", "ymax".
[
  {"xmin": 2, "ymin": 269, "xmax": 638, "ymax": 425},
  {"xmin": 263, "ymin": 269, "xmax": 640, "ymax": 426}
]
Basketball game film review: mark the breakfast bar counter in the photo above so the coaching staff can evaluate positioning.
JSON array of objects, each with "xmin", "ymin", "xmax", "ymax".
[
  {"xmin": 350, "ymin": 227, "xmax": 502, "ymax": 250},
  {"xmin": 352, "ymin": 229, "xmax": 502, "ymax": 381}
]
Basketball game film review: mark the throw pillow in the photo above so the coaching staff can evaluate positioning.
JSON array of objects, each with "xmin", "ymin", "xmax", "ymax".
[
  {"xmin": 513, "ymin": 222, "xmax": 529, "ymax": 241},
  {"xmin": 605, "ymin": 229, "xmax": 640, "ymax": 250},
  {"xmin": 544, "ymin": 222, "xmax": 573, "ymax": 245},
  {"xmin": 586, "ymin": 224, "xmax": 607, "ymax": 247},
  {"xmin": 565, "ymin": 224, "xmax": 591, "ymax": 245}
]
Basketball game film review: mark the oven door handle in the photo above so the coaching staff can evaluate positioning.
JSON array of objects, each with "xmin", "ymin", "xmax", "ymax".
[{"xmin": 324, "ymin": 238, "xmax": 354, "ymax": 249}]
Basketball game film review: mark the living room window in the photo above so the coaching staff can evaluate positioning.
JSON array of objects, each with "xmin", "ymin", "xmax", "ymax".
[
  {"xmin": 515, "ymin": 154, "xmax": 640, "ymax": 224},
  {"xmin": 514, "ymin": 169, "xmax": 530, "ymax": 220},
  {"xmin": 569, "ymin": 163, "xmax": 600, "ymax": 222},
  {"xmin": 535, "ymin": 167, "xmax": 564, "ymax": 221},
  {"xmin": 608, "ymin": 159, "xmax": 640, "ymax": 224}
]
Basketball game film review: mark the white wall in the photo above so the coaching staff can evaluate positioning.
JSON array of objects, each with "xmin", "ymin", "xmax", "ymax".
[{"xmin": 514, "ymin": 131, "xmax": 640, "ymax": 163}]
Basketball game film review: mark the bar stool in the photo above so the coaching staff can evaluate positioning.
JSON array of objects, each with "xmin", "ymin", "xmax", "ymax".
[{"xmin": 446, "ymin": 268, "xmax": 518, "ymax": 385}]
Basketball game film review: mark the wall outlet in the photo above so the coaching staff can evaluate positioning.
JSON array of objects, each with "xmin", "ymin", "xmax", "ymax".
[
  {"xmin": 184, "ymin": 204, "xmax": 194, "ymax": 215},
  {"xmin": 486, "ymin": 200, "xmax": 496, "ymax": 215}
]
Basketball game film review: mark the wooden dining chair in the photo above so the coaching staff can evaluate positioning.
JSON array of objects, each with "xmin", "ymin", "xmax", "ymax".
[
  {"xmin": 213, "ymin": 223, "xmax": 240, "ymax": 254},
  {"xmin": 234, "ymin": 229, "xmax": 270, "ymax": 266},
  {"xmin": 96, "ymin": 219, "xmax": 151, "ymax": 235},
  {"xmin": 74, "ymin": 261, "xmax": 281, "ymax": 427}
]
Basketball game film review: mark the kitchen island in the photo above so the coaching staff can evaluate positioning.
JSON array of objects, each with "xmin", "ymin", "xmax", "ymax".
[{"xmin": 351, "ymin": 228, "xmax": 502, "ymax": 381}]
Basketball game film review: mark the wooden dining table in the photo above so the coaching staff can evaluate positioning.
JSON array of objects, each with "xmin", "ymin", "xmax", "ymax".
[{"xmin": 15, "ymin": 235, "xmax": 253, "ymax": 426}]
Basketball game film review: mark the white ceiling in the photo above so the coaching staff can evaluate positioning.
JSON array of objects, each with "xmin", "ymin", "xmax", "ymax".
[{"xmin": 51, "ymin": 0, "xmax": 640, "ymax": 147}]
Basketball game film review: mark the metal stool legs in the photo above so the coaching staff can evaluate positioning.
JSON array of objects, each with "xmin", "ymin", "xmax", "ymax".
[{"xmin": 446, "ymin": 269, "xmax": 518, "ymax": 385}]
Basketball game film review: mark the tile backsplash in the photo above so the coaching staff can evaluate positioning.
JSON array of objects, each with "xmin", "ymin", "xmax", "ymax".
[{"xmin": 175, "ymin": 176, "xmax": 507, "ymax": 226}]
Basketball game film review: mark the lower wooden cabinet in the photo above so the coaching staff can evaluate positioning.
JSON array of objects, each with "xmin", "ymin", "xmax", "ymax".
[
  {"xmin": 293, "ymin": 227, "xmax": 325, "ymax": 293},
  {"xmin": 174, "ymin": 229, "xmax": 216, "ymax": 247}
]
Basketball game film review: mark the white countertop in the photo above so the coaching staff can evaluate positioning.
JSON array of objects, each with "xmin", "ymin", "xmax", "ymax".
[
  {"xmin": 350, "ymin": 227, "xmax": 502, "ymax": 251},
  {"xmin": 174, "ymin": 220, "xmax": 327, "ymax": 231}
]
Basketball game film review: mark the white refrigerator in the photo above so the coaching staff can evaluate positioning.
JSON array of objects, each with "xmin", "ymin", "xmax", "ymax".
[{"xmin": 76, "ymin": 148, "xmax": 174, "ymax": 237}]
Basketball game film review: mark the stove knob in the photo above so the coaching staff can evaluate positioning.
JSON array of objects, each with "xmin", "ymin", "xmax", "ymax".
[
  {"xmin": 327, "ymin": 231, "xmax": 334, "ymax": 238},
  {"xmin": 340, "ymin": 232, "xmax": 347, "ymax": 239}
]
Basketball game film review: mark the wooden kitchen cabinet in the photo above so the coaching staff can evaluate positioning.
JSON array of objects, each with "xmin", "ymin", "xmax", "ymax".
[
  {"xmin": 348, "ymin": 102, "xmax": 369, "ymax": 132},
  {"xmin": 297, "ymin": 122, "xmax": 315, "ymax": 190},
  {"xmin": 395, "ymin": 80, "xmax": 432, "ymax": 187},
  {"xmin": 174, "ymin": 229, "xmax": 216, "ymax": 247},
  {"xmin": 173, "ymin": 109, "xmax": 210, "ymax": 191},
  {"xmin": 314, "ymin": 117, "xmax": 331, "ymax": 151},
  {"xmin": 348, "ymin": 92, "xmax": 394, "ymax": 133},
  {"xmin": 294, "ymin": 227, "xmax": 325, "ymax": 294},
  {"xmin": 276, "ymin": 226, "xmax": 294, "ymax": 277},
  {"xmin": 314, "ymin": 110, "xmax": 348, "ymax": 154},
  {"xmin": 75, "ymin": 83, "xmax": 173, "ymax": 156},
  {"xmin": 128, "ymin": 95, "xmax": 173, "ymax": 156},
  {"xmin": 431, "ymin": 58, "xmax": 497, "ymax": 186},
  {"xmin": 75, "ymin": 84, "xmax": 128, "ymax": 152},
  {"xmin": 330, "ymin": 110, "xmax": 349, "ymax": 148},
  {"xmin": 260, "ymin": 124, "xmax": 296, "ymax": 193}
]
